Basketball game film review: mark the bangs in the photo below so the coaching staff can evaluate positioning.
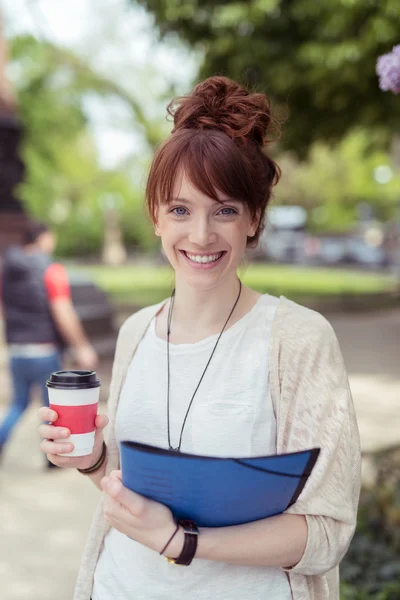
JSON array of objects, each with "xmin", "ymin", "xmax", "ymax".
[{"xmin": 146, "ymin": 129, "xmax": 258, "ymax": 221}]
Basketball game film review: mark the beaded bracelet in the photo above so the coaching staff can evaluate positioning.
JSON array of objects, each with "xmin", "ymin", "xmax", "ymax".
[{"xmin": 77, "ymin": 441, "xmax": 107, "ymax": 475}]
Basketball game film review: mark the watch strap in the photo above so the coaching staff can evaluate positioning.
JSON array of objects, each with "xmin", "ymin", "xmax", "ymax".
[{"xmin": 166, "ymin": 519, "xmax": 198, "ymax": 566}]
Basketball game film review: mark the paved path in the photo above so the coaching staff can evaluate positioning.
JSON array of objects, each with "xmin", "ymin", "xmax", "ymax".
[
  {"xmin": 0, "ymin": 308, "xmax": 399, "ymax": 600},
  {"xmin": 328, "ymin": 308, "xmax": 399, "ymax": 453}
]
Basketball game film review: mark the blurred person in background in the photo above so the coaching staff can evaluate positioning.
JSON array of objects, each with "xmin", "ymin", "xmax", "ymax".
[{"xmin": 0, "ymin": 220, "xmax": 97, "ymax": 466}]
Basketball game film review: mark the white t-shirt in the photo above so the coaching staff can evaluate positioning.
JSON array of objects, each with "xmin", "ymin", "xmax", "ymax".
[{"xmin": 93, "ymin": 294, "xmax": 292, "ymax": 600}]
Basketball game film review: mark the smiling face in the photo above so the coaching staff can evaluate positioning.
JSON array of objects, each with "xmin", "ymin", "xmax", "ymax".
[{"xmin": 155, "ymin": 171, "xmax": 258, "ymax": 290}]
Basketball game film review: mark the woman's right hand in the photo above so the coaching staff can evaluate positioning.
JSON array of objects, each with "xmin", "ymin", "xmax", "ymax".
[{"xmin": 37, "ymin": 407, "xmax": 109, "ymax": 470}]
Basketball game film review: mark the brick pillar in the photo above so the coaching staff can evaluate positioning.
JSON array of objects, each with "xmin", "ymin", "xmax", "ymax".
[{"xmin": 0, "ymin": 114, "xmax": 29, "ymax": 255}]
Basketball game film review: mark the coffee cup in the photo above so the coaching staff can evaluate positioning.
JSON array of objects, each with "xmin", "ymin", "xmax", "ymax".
[{"xmin": 46, "ymin": 370, "xmax": 101, "ymax": 457}]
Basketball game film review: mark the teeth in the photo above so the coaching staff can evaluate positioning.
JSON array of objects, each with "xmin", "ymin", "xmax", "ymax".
[{"xmin": 186, "ymin": 252, "xmax": 223, "ymax": 264}]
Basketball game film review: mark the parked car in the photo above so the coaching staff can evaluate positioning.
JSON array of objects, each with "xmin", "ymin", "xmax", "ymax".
[
  {"xmin": 257, "ymin": 206, "xmax": 307, "ymax": 264},
  {"xmin": 304, "ymin": 233, "xmax": 388, "ymax": 269},
  {"xmin": 346, "ymin": 237, "xmax": 388, "ymax": 269},
  {"xmin": 304, "ymin": 235, "xmax": 349, "ymax": 266}
]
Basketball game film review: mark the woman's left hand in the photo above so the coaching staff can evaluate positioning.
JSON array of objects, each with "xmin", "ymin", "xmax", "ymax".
[{"xmin": 101, "ymin": 470, "xmax": 177, "ymax": 554}]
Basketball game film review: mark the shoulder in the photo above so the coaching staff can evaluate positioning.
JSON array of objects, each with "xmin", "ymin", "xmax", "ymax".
[
  {"xmin": 44, "ymin": 262, "xmax": 67, "ymax": 277},
  {"xmin": 117, "ymin": 300, "xmax": 166, "ymax": 340},
  {"xmin": 270, "ymin": 299, "xmax": 349, "ymax": 406},
  {"xmin": 272, "ymin": 297, "xmax": 337, "ymax": 351},
  {"xmin": 44, "ymin": 263, "xmax": 71, "ymax": 298}
]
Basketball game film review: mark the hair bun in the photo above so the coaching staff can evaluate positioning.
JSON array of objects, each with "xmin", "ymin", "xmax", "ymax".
[{"xmin": 168, "ymin": 76, "xmax": 274, "ymax": 148}]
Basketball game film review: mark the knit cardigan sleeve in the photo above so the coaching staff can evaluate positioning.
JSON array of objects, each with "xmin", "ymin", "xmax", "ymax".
[{"xmin": 273, "ymin": 308, "xmax": 361, "ymax": 577}]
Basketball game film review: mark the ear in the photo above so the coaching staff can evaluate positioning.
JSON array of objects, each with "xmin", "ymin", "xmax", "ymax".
[{"xmin": 247, "ymin": 211, "xmax": 261, "ymax": 238}]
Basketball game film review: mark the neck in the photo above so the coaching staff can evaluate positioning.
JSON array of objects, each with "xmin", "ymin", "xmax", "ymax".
[
  {"xmin": 24, "ymin": 245, "xmax": 42, "ymax": 255},
  {"xmin": 171, "ymin": 276, "xmax": 242, "ymax": 333}
]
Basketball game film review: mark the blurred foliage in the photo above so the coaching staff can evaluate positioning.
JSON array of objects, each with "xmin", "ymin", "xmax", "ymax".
[
  {"xmin": 9, "ymin": 34, "xmax": 161, "ymax": 257},
  {"xmin": 7, "ymin": 18, "xmax": 400, "ymax": 256},
  {"xmin": 274, "ymin": 130, "xmax": 400, "ymax": 230},
  {"xmin": 340, "ymin": 447, "xmax": 400, "ymax": 599},
  {"xmin": 133, "ymin": 0, "xmax": 400, "ymax": 156}
]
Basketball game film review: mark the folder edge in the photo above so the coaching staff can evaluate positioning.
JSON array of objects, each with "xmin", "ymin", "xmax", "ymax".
[{"xmin": 286, "ymin": 447, "xmax": 321, "ymax": 508}]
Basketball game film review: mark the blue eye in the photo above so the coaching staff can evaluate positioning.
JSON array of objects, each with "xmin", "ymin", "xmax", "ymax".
[
  {"xmin": 171, "ymin": 207, "xmax": 188, "ymax": 216},
  {"xmin": 219, "ymin": 207, "xmax": 237, "ymax": 216}
]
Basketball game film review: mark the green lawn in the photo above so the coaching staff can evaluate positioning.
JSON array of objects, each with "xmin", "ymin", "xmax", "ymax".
[{"xmin": 69, "ymin": 263, "xmax": 397, "ymax": 307}]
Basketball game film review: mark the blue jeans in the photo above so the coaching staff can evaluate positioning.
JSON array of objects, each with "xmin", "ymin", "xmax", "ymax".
[{"xmin": 0, "ymin": 352, "xmax": 62, "ymax": 448}]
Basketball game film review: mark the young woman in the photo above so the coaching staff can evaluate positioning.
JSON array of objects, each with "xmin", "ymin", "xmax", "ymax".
[{"xmin": 38, "ymin": 76, "xmax": 361, "ymax": 600}]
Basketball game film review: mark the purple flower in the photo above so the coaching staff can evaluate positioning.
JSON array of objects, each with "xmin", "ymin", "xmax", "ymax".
[{"xmin": 376, "ymin": 45, "xmax": 400, "ymax": 94}]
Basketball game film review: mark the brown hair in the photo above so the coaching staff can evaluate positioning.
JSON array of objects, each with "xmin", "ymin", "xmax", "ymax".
[
  {"xmin": 146, "ymin": 76, "xmax": 281, "ymax": 246},
  {"xmin": 23, "ymin": 220, "xmax": 49, "ymax": 246}
]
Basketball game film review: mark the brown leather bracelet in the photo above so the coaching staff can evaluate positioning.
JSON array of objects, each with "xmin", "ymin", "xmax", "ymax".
[
  {"xmin": 166, "ymin": 520, "xmax": 198, "ymax": 566},
  {"xmin": 77, "ymin": 441, "xmax": 107, "ymax": 475}
]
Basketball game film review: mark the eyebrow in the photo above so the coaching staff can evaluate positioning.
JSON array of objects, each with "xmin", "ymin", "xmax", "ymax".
[{"xmin": 172, "ymin": 196, "xmax": 241, "ymax": 205}]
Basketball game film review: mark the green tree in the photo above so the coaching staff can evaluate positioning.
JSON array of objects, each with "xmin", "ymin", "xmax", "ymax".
[
  {"xmin": 133, "ymin": 0, "xmax": 400, "ymax": 155},
  {"xmin": 9, "ymin": 35, "xmax": 162, "ymax": 256}
]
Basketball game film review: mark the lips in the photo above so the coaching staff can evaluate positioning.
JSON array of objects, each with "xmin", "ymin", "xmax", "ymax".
[
  {"xmin": 179, "ymin": 250, "xmax": 227, "ymax": 269},
  {"xmin": 184, "ymin": 251, "xmax": 224, "ymax": 264}
]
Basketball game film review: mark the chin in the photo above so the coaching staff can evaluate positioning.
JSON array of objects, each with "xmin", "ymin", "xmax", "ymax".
[{"xmin": 179, "ymin": 268, "xmax": 239, "ymax": 292}]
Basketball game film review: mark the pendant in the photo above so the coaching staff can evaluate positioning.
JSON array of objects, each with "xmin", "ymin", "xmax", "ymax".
[{"xmin": 169, "ymin": 446, "xmax": 180, "ymax": 452}]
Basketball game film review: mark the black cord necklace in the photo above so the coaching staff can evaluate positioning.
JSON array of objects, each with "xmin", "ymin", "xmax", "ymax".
[{"xmin": 166, "ymin": 280, "xmax": 242, "ymax": 452}]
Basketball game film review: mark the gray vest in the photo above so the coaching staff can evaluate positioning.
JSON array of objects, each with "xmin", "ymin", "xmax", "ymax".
[{"xmin": 1, "ymin": 246, "xmax": 62, "ymax": 346}]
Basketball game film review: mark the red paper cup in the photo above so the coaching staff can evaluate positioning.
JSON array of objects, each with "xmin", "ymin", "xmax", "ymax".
[{"xmin": 46, "ymin": 370, "xmax": 101, "ymax": 457}]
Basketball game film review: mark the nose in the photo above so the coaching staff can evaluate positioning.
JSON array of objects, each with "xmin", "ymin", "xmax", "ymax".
[{"xmin": 187, "ymin": 215, "xmax": 217, "ymax": 247}]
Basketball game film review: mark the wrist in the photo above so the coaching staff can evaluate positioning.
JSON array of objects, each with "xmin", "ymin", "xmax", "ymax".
[
  {"xmin": 77, "ymin": 441, "xmax": 107, "ymax": 475},
  {"xmin": 93, "ymin": 441, "xmax": 105, "ymax": 463},
  {"xmin": 163, "ymin": 525, "xmax": 185, "ymax": 558},
  {"xmin": 165, "ymin": 520, "xmax": 199, "ymax": 566},
  {"xmin": 75, "ymin": 342, "xmax": 91, "ymax": 351}
]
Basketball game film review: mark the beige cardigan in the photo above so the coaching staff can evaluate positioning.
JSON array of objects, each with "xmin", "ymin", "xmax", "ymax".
[{"xmin": 74, "ymin": 297, "xmax": 361, "ymax": 600}]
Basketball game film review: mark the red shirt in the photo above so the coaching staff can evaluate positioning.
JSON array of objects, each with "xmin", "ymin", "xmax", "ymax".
[
  {"xmin": 0, "ymin": 262, "xmax": 71, "ymax": 307},
  {"xmin": 44, "ymin": 263, "xmax": 71, "ymax": 301}
]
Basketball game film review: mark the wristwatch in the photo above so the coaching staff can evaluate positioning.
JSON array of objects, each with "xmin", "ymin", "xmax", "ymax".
[{"xmin": 166, "ymin": 519, "xmax": 199, "ymax": 566}]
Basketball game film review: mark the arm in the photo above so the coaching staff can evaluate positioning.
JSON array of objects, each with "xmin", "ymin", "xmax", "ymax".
[
  {"xmin": 49, "ymin": 296, "xmax": 92, "ymax": 350},
  {"xmin": 274, "ymin": 315, "xmax": 362, "ymax": 576},
  {"xmin": 49, "ymin": 297, "xmax": 97, "ymax": 369},
  {"xmin": 87, "ymin": 465, "xmax": 107, "ymax": 490},
  {"xmin": 168, "ymin": 513, "xmax": 308, "ymax": 568},
  {"xmin": 81, "ymin": 314, "xmax": 141, "ymax": 489},
  {"xmin": 101, "ymin": 472, "xmax": 307, "ymax": 568},
  {"xmin": 44, "ymin": 263, "xmax": 97, "ymax": 368}
]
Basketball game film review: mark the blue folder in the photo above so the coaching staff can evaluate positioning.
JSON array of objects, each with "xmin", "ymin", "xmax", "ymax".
[{"xmin": 120, "ymin": 441, "xmax": 320, "ymax": 528}]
